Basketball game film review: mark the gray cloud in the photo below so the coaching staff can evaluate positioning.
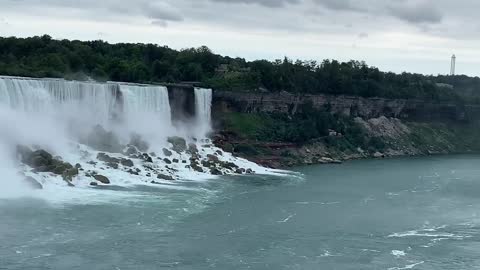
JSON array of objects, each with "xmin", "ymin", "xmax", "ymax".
[
  {"xmin": 151, "ymin": 20, "xmax": 168, "ymax": 27},
  {"xmin": 312, "ymin": 0, "xmax": 443, "ymax": 25},
  {"xmin": 388, "ymin": 0, "xmax": 443, "ymax": 24},
  {"xmin": 313, "ymin": 0, "xmax": 359, "ymax": 11},
  {"xmin": 210, "ymin": 0, "xmax": 300, "ymax": 8},
  {"xmin": 143, "ymin": 2, "xmax": 183, "ymax": 21},
  {"xmin": 2, "ymin": 0, "xmax": 185, "ymax": 23}
]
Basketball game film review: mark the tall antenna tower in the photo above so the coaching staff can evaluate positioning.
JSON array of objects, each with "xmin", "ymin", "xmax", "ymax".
[{"xmin": 450, "ymin": 54, "xmax": 456, "ymax": 76}]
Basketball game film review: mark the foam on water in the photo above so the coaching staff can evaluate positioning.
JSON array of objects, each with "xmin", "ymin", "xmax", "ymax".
[
  {"xmin": 0, "ymin": 76, "xmax": 289, "ymax": 204},
  {"xmin": 387, "ymin": 261, "xmax": 425, "ymax": 270}
]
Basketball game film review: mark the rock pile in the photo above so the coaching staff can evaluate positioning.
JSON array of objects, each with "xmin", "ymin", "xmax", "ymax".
[{"xmin": 17, "ymin": 145, "xmax": 78, "ymax": 186}]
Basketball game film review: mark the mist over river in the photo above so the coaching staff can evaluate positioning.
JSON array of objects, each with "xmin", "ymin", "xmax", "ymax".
[{"xmin": 2, "ymin": 155, "xmax": 480, "ymax": 269}]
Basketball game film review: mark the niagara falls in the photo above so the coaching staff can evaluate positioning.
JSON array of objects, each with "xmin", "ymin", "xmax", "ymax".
[{"xmin": 3, "ymin": 0, "xmax": 480, "ymax": 269}]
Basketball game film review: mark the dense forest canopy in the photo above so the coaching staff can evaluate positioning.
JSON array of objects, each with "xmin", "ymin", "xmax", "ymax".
[{"xmin": 1, "ymin": 35, "xmax": 480, "ymax": 103}]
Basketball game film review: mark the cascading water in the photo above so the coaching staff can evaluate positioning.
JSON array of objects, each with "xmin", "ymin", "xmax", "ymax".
[
  {"xmin": 119, "ymin": 84, "xmax": 171, "ymax": 123},
  {"xmin": 0, "ymin": 76, "xmax": 271, "ymax": 198},
  {"xmin": 0, "ymin": 77, "xmax": 117, "ymax": 114},
  {"xmin": 116, "ymin": 83, "xmax": 174, "ymax": 147},
  {"xmin": 194, "ymin": 87, "xmax": 213, "ymax": 137}
]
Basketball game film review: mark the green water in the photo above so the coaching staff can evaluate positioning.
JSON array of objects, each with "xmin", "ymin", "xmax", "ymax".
[{"xmin": 2, "ymin": 155, "xmax": 480, "ymax": 269}]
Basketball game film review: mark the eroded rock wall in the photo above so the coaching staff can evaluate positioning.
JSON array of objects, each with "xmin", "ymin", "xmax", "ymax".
[{"xmin": 213, "ymin": 91, "xmax": 480, "ymax": 123}]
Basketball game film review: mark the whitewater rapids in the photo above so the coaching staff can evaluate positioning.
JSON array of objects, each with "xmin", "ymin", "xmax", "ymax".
[{"xmin": 0, "ymin": 76, "xmax": 284, "ymax": 199}]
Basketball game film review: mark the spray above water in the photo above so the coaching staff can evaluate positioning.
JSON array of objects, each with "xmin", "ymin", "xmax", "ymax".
[{"xmin": 0, "ymin": 76, "xmax": 271, "ymax": 197}]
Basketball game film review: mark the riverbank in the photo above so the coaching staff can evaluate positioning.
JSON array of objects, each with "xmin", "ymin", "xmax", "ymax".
[{"xmin": 214, "ymin": 113, "xmax": 480, "ymax": 168}]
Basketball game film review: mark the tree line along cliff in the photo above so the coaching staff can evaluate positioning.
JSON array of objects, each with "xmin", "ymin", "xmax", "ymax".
[{"xmin": 2, "ymin": 35, "xmax": 480, "ymax": 104}]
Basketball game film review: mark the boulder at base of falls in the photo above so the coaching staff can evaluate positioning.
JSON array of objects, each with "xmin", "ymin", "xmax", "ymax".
[
  {"xmin": 129, "ymin": 133, "xmax": 149, "ymax": 152},
  {"xmin": 162, "ymin": 148, "xmax": 173, "ymax": 157},
  {"xmin": 62, "ymin": 167, "xmax": 79, "ymax": 182},
  {"xmin": 124, "ymin": 146, "xmax": 139, "ymax": 157},
  {"xmin": 207, "ymin": 154, "xmax": 220, "ymax": 163},
  {"xmin": 120, "ymin": 158, "xmax": 134, "ymax": 167},
  {"xmin": 210, "ymin": 168, "xmax": 223, "ymax": 175},
  {"xmin": 17, "ymin": 146, "xmax": 54, "ymax": 168},
  {"xmin": 84, "ymin": 125, "xmax": 124, "ymax": 153},
  {"xmin": 221, "ymin": 162, "xmax": 239, "ymax": 171},
  {"xmin": 168, "ymin": 137, "xmax": 187, "ymax": 153},
  {"xmin": 142, "ymin": 153, "xmax": 153, "ymax": 163},
  {"xmin": 191, "ymin": 163, "xmax": 203, "ymax": 173},
  {"xmin": 94, "ymin": 175, "xmax": 110, "ymax": 184},
  {"xmin": 235, "ymin": 168, "xmax": 245, "ymax": 174},
  {"xmin": 127, "ymin": 169, "xmax": 139, "ymax": 175},
  {"xmin": 17, "ymin": 146, "xmax": 79, "ymax": 181},
  {"xmin": 157, "ymin": 174, "xmax": 174, "ymax": 181},
  {"xmin": 187, "ymin": 143, "xmax": 198, "ymax": 154},
  {"xmin": 97, "ymin": 153, "xmax": 120, "ymax": 164},
  {"xmin": 24, "ymin": 177, "xmax": 43, "ymax": 190}
]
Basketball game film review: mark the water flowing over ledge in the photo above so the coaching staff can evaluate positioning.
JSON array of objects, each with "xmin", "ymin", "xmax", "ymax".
[{"xmin": 0, "ymin": 76, "xmax": 286, "ymax": 199}]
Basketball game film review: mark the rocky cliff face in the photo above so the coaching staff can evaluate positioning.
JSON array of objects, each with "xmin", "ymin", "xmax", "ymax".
[
  {"xmin": 167, "ymin": 85, "xmax": 195, "ymax": 121},
  {"xmin": 213, "ymin": 91, "xmax": 480, "ymax": 123},
  {"xmin": 212, "ymin": 90, "xmax": 480, "ymax": 168}
]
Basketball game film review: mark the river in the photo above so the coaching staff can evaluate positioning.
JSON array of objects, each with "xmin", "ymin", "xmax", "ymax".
[{"xmin": 2, "ymin": 155, "xmax": 480, "ymax": 269}]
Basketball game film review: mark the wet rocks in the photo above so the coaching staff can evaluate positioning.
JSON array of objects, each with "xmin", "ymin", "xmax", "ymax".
[
  {"xmin": 168, "ymin": 137, "xmax": 187, "ymax": 153},
  {"xmin": 17, "ymin": 146, "xmax": 78, "ymax": 184},
  {"xmin": 187, "ymin": 143, "xmax": 198, "ymax": 155},
  {"xmin": 142, "ymin": 153, "xmax": 153, "ymax": 163},
  {"xmin": 235, "ymin": 168, "xmax": 246, "ymax": 174},
  {"xmin": 162, "ymin": 148, "xmax": 173, "ymax": 157},
  {"xmin": 207, "ymin": 154, "xmax": 220, "ymax": 163},
  {"xmin": 97, "ymin": 153, "xmax": 121, "ymax": 168},
  {"xmin": 373, "ymin": 152, "xmax": 386, "ymax": 158},
  {"xmin": 127, "ymin": 169, "xmax": 139, "ymax": 175},
  {"xmin": 93, "ymin": 174, "xmax": 110, "ymax": 184},
  {"xmin": 97, "ymin": 153, "xmax": 119, "ymax": 163},
  {"xmin": 221, "ymin": 161, "xmax": 239, "ymax": 171},
  {"xmin": 124, "ymin": 146, "xmax": 139, "ymax": 157},
  {"xmin": 210, "ymin": 168, "xmax": 223, "ymax": 175},
  {"xmin": 157, "ymin": 173, "xmax": 174, "ymax": 181},
  {"xmin": 120, "ymin": 158, "xmax": 134, "ymax": 167},
  {"xmin": 62, "ymin": 167, "xmax": 79, "ymax": 182},
  {"xmin": 190, "ymin": 163, "xmax": 203, "ymax": 173},
  {"xmin": 163, "ymin": 158, "xmax": 172, "ymax": 164}
]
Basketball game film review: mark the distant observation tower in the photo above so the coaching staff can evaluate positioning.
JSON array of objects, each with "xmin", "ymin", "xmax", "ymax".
[{"xmin": 450, "ymin": 54, "xmax": 456, "ymax": 76}]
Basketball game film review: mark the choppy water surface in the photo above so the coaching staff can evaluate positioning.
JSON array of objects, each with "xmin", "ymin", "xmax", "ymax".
[{"xmin": 3, "ymin": 155, "xmax": 480, "ymax": 269}]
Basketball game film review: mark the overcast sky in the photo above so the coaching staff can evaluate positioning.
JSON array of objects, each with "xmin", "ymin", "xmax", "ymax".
[{"xmin": 0, "ymin": 0, "xmax": 479, "ymax": 76}]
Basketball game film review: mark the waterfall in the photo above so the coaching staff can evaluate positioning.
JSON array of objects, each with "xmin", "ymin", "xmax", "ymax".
[
  {"xmin": 118, "ymin": 84, "xmax": 172, "ymax": 124},
  {"xmin": 194, "ymin": 87, "xmax": 213, "ymax": 137},
  {"xmin": 0, "ymin": 77, "xmax": 214, "ymax": 140},
  {"xmin": 0, "ymin": 76, "xmax": 119, "ymax": 126},
  {"xmin": 116, "ymin": 83, "xmax": 173, "ymax": 144},
  {"xmin": 0, "ymin": 75, "xmax": 271, "ymax": 195}
]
